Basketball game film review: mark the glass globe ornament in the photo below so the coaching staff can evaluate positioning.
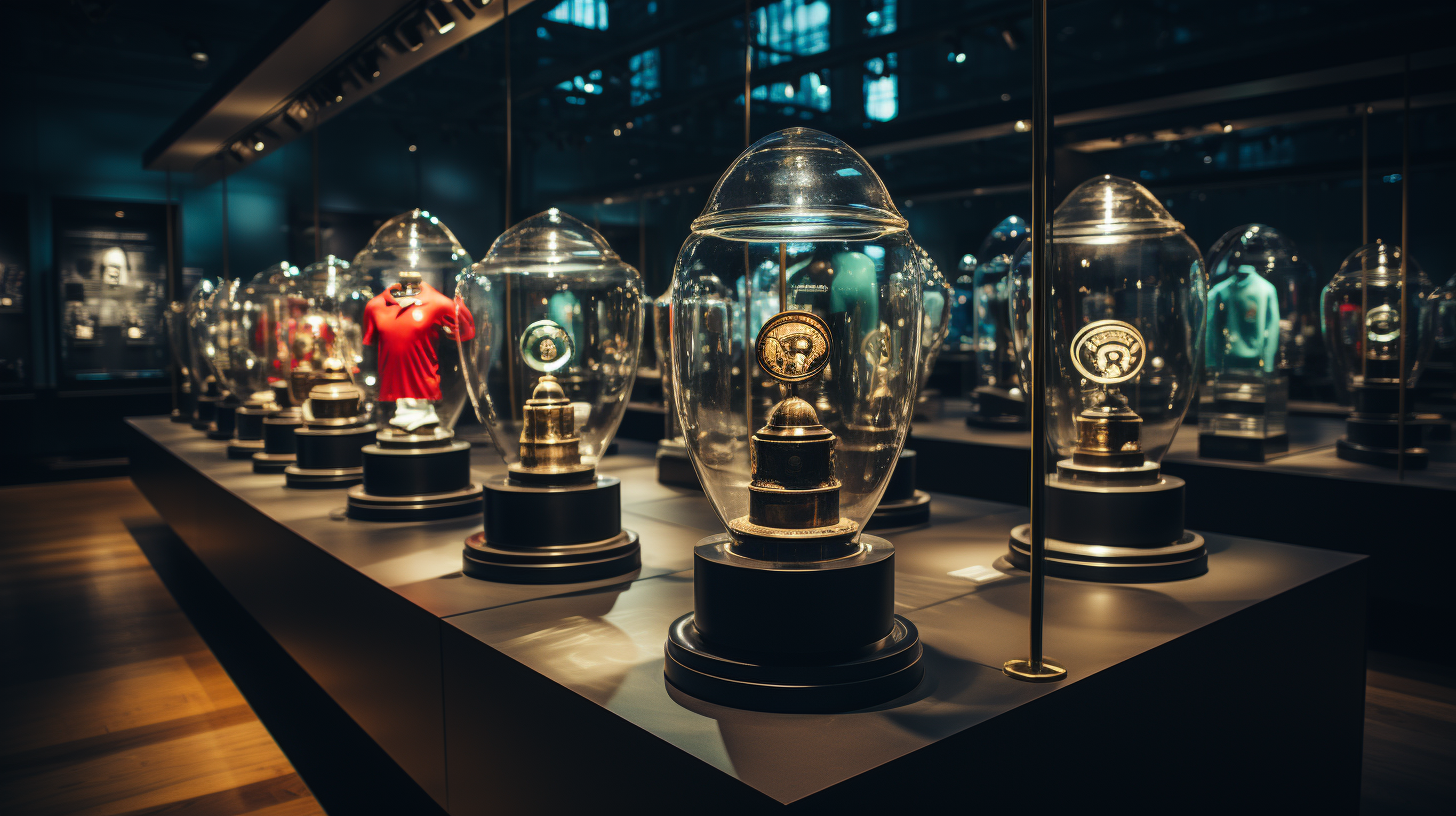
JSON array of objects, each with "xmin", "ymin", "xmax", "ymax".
[
  {"xmin": 664, "ymin": 127, "xmax": 926, "ymax": 713},
  {"xmin": 1321, "ymin": 242, "xmax": 1437, "ymax": 468},
  {"xmin": 947, "ymin": 252, "xmax": 977, "ymax": 351},
  {"xmin": 183, "ymin": 277, "xmax": 222, "ymax": 430},
  {"xmin": 1206, "ymin": 224, "xmax": 1317, "ymax": 373},
  {"xmin": 350, "ymin": 212, "xmax": 474, "ymax": 440},
  {"xmin": 967, "ymin": 215, "xmax": 1030, "ymax": 427},
  {"xmin": 1007, "ymin": 175, "xmax": 1209, "ymax": 582},
  {"xmin": 455, "ymin": 209, "xmax": 644, "ymax": 579}
]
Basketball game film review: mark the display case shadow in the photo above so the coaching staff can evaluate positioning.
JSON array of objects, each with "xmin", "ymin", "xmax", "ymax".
[{"xmin": 442, "ymin": 536, "xmax": 1365, "ymax": 814}]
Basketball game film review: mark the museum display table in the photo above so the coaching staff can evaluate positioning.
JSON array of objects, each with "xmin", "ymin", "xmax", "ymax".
[{"xmin": 128, "ymin": 416, "xmax": 1365, "ymax": 814}]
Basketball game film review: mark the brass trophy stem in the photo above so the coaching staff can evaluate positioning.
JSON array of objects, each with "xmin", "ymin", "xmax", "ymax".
[{"xmin": 1006, "ymin": 0, "xmax": 1066, "ymax": 684}]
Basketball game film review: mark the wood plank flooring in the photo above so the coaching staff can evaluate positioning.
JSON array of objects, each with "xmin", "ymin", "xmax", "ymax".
[
  {"xmin": 0, "ymin": 477, "xmax": 323, "ymax": 816},
  {"xmin": 0, "ymin": 476, "xmax": 1452, "ymax": 814}
]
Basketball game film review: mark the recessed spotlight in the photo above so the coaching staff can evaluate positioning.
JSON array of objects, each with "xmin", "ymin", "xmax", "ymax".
[
  {"xmin": 408, "ymin": 144, "xmax": 417, "ymax": 152},
  {"xmin": 254, "ymin": 141, "xmax": 265, "ymax": 151},
  {"xmin": 1222, "ymin": 123, "xmax": 1234, "ymax": 133},
  {"xmin": 425, "ymin": 2, "xmax": 456, "ymax": 35},
  {"xmin": 190, "ymin": 51, "xmax": 209, "ymax": 65},
  {"xmin": 1014, "ymin": 120, "xmax": 1030, "ymax": 132},
  {"xmin": 114, "ymin": 211, "xmax": 125, "ymax": 218}
]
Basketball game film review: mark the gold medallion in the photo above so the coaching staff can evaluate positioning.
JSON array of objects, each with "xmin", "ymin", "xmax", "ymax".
[
  {"xmin": 755, "ymin": 310, "xmax": 832, "ymax": 383},
  {"xmin": 1070, "ymin": 319, "xmax": 1145, "ymax": 385}
]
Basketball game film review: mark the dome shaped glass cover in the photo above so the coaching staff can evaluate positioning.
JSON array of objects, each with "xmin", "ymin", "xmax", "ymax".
[
  {"xmin": 914, "ymin": 244, "xmax": 951, "ymax": 398},
  {"xmin": 1010, "ymin": 176, "xmax": 1206, "ymax": 465},
  {"xmin": 280, "ymin": 256, "xmax": 375, "ymax": 408},
  {"xmin": 1206, "ymin": 224, "xmax": 1316, "ymax": 372},
  {"xmin": 947, "ymin": 253, "xmax": 977, "ymax": 350},
  {"xmin": 194, "ymin": 276, "xmax": 242, "ymax": 399},
  {"xmin": 672, "ymin": 128, "xmax": 923, "ymax": 540},
  {"xmin": 225, "ymin": 262, "xmax": 298, "ymax": 407},
  {"xmin": 184, "ymin": 277, "xmax": 221, "ymax": 397},
  {"xmin": 352, "ymin": 209, "xmax": 472, "ymax": 294},
  {"xmin": 971, "ymin": 215, "xmax": 1027, "ymax": 394},
  {"xmin": 1434, "ymin": 272, "xmax": 1456, "ymax": 351},
  {"xmin": 354, "ymin": 213, "xmax": 474, "ymax": 437},
  {"xmin": 1320, "ymin": 242, "xmax": 1435, "ymax": 390},
  {"xmin": 458, "ymin": 209, "xmax": 644, "ymax": 472}
]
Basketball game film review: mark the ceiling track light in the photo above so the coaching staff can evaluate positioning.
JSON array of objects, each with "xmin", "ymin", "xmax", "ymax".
[
  {"xmin": 398, "ymin": 17, "xmax": 426, "ymax": 52},
  {"xmin": 462, "ymin": 0, "xmax": 492, "ymax": 10},
  {"xmin": 358, "ymin": 47, "xmax": 383, "ymax": 80},
  {"xmin": 450, "ymin": 0, "xmax": 477, "ymax": 20},
  {"xmin": 424, "ymin": 2, "xmax": 456, "ymax": 36}
]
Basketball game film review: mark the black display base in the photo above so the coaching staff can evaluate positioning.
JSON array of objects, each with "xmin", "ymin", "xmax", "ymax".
[
  {"xmin": 226, "ymin": 439, "xmax": 265, "ymax": 460},
  {"xmin": 285, "ymin": 465, "xmax": 364, "ymax": 489},
  {"xmin": 869, "ymin": 449, "xmax": 930, "ymax": 530},
  {"xmin": 665, "ymin": 612, "xmax": 923, "ymax": 714},
  {"xmin": 207, "ymin": 404, "xmax": 238, "ymax": 440},
  {"xmin": 252, "ymin": 452, "xmax": 295, "ymax": 474},
  {"xmin": 193, "ymin": 395, "xmax": 219, "ymax": 430},
  {"xmin": 462, "ymin": 475, "xmax": 640, "ymax": 584},
  {"xmin": 1198, "ymin": 432, "xmax": 1290, "ymax": 462},
  {"xmin": 966, "ymin": 387, "xmax": 1028, "ymax": 429},
  {"xmin": 1336, "ymin": 437, "xmax": 1430, "ymax": 469},
  {"xmin": 665, "ymin": 533, "xmax": 923, "ymax": 713},
  {"xmin": 170, "ymin": 409, "xmax": 190, "ymax": 423},
  {"xmin": 347, "ymin": 436, "xmax": 481, "ymax": 522},
  {"xmin": 286, "ymin": 424, "xmax": 376, "ymax": 488},
  {"xmin": 1007, "ymin": 469, "xmax": 1208, "ymax": 583},
  {"xmin": 655, "ymin": 440, "xmax": 700, "ymax": 489}
]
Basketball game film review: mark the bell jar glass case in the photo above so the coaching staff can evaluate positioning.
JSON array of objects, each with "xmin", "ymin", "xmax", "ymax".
[
  {"xmin": 456, "ymin": 209, "xmax": 644, "ymax": 580},
  {"xmin": 1320, "ymin": 242, "xmax": 1437, "ymax": 468},
  {"xmin": 1198, "ymin": 224, "xmax": 1297, "ymax": 460},
  {"xmin": 967, "ymin": 215, "xmax": 1029, "ymax": 427},
  {"xmin": 665, "ymin": 127, "xmax": 926, "ymax": 713},
  {"xmin": 1007, "ymin": 175, "xmax": 1209, "ymax": 582}
]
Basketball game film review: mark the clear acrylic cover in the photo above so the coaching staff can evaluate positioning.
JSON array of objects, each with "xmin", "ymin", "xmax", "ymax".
[
  {"xmin": 458, "ymin": 209, "xmax": 645, "ymax": 467},
  {"xmin": 1320, "ymin": 243, "xmax": 1436, "ymax": 390},
  {"xmin": 226, "ymin": 262, "xmax": 298, "ymax": 406},
  {"xmin": 354, "ymin": 213, "xmax": 474, "ymax": 436},
  {"xmin": 1010, "ymin": 176, "xmax": 1206, "ymax": 465},
  {"xmin": 972, "ymin": 215, "xmax": 1027, "ymax": 394},
  {"xmin": 1206, "ymin": 224, "xmax": 1316, "ymax": 372},
  {"xmin": 672, "ymin": 128, "xmax": 923, "ymax": 538}
]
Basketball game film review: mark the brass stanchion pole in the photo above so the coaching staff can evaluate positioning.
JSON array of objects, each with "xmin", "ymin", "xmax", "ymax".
[
  {"xmin": 1396, "ymin": 55, "xmax": 1410, "ymax": 480},
  {"xmin": 1005, "ymin": 0, "xmax": 1066, "ymax": 684}
]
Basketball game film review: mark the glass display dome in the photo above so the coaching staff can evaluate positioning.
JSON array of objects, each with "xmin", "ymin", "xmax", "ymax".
[
  {"xmin": 972, "ymin": 215, "xmax": 1027, "ymax": 394},
  {"xmin": 671, "ymin": 127, "xmax": 924, "ymax": 541},
  {"xmin": 192, "ymin": 276, "xmax": 241, "ymax": 400},
  {"xmin": 914, "ymin": 244, "xmax": 951, "ymax": 398},
  {"xmin": 280, "ymin": 256, "xmax": 374, "ymax": 408},
  {"xmin": 653, "ymin": 278, "xmax": 683, "ymax": 443},
  {"xmin": 353, "ymin": 212, "xmax": 474, "ymax": 438},
  {"xmin": 457, "ymin": 208, "xmax": 644, "ymax": 474},
  {"xmin": 947, "ymin": 253, "xmax": 977, "ymax": 350},
  {"xmin": 223, "ymin": 263, "xmax": 298, "ymax": 408},
  {"xmin": 182, "ymin": 277, "xmax": 220, "ymax": 409},
  {"xmin": 1011, "ymin": 176, "xmax": 1206, "ymax": 465},
  {"xmin": 1320, "ymin": 242, "xmax": 1436, "ymax": 391},
  {"xmin": 1206, "ymin": 224, "xmax": 1317, "ymax": 372},
  {"xmin": 1435, "ymin": 272, "xmax": 1456, "ymax": 351},
  {"xmin": 352, "ymin": 209, "xmax": 472, "ymax": 294}
]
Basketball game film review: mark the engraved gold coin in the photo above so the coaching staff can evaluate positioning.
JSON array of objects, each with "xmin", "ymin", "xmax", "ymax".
[
  {"xmin": 1070, "ymin": 319, "xmax": 1145, "ymax": 385},
  {"xmin": 755, "ymin": 310, "xmax": 832, "ymax": 383}
]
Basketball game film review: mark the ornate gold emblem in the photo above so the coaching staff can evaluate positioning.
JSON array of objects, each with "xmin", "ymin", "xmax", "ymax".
[
  {"xmin": 1070, "ymin": 319, "xmax": 1145, "ymax": 385},
  {"xmin": 755, "ymin": 310, "xmax": 831, "ymax": 383}
]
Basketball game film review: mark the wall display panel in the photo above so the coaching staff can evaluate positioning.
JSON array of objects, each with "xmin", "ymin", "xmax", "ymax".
[
  {"xmin": 0, "ymin": 194, "xmax": 29, "ymax": 388},
  {"xmin": 52, "ymin": 198, "xmax": 173, "ymax": 385}
]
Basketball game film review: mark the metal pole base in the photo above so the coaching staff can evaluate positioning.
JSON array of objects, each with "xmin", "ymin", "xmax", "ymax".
[{"xmin": 1003, "ymin": 657, "xmax": 1067, "ymax": 683}]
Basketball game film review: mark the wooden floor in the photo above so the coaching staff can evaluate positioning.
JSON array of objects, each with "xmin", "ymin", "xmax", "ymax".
[
  {"xmin": 0, "ymin": 476, "xmax": 1452, "ymax": 815},
  {"xmin": 0, "ymin": 477, "xmax": 324, "ymax": 816}
]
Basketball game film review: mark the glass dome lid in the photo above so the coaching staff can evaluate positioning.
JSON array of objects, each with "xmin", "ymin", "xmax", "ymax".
[
  {"xmin": 692, "ymin": 128, "xmax": 907, "ymax": 241},
  {"xmin": 1205, "ymin": 223, "xmax": 1316, "ymax": 373},
  {"xmin": 352, "ymin": 209, "xmax": 472, "ymax": 294},
  {"xmin": 197, "ymin": 277, "xmax": 242, "ymax": 397},
  {"xmin": 672, "ymin": 127, "xmax": 923, "ymax": 544},
  {"xmin": 185, "ymin": 277, "xmax": 220, "ymax": 394},
  {"xmin": 1010, "ymin": 175, "xmax": 1206, "ymax": 465},
  {"xmin": 226, "ymin": 263, "xmax": 298, "ymax": 406},
  {"xmin": 971, "ymin": 215, "xmax": 1028, "ymax": 392},
  {"xmin": 457, "ymin": 209, "xmax": 644, "ymax": 472},
  {"xmin": 1053, "ymin": 174, "xmax": 1185, "ymax": 238},
  {"xmin": 914, "ymin": 244, "xmax": 951, "ymax": 396},
  {"xmin": 1320, "ymin": 242, "xmax": 1436, "ymax": 390}
]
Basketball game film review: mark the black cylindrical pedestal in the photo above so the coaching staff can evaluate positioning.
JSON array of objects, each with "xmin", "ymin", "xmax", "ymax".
[
  {"xmin": 206, "ymin": 402, "xmax": 237, "ymax": 440},
  {"xmin": 867, "ymin": 449, "xmax": 930, "ymax": 530},
  {"xmin": 1007, "ymin": 470, "xmax": 1207, "ymax": 582},
  {"xmin": 655, "ymin": 438, "xmax": 700, "ymax": 489},
  {"xmin": 1198, "ymin": 432, "xmax": 1289, "ymax": 462},
  {"xmin": 346, "ymin": 435, "xmax": 482, "ymax": 521},
  {"xmin": 966, "ymin": 386, "xmax": 1028, "ymax": 428},
  {"xmin": 226, "ymin": 407, "xmax": 270, "ymax": 459},
  {"xmin": 462, "ymin": 475, "xmax": 640, "ymax": 584},
  {"xmin": 171, "ymin": 388, "xmax": 195, "ymax": 423},
  {"xmin": 253, "ymin": 413, "xmax": 301, "ymax": 473},
  {"xmin": 193, "ymin": 394, "xmax": 219, "ymax": 431},
  {"xmin": 1337, "ymin": 386, "xmax": 1430, "ymax": 469},
  {"xmin": 284, "ymin": 424, "xmax": 375, "ymax": 488},
  {"xmin": 665, "ymin": 534, "xmax": 924, "ymax": 713}
]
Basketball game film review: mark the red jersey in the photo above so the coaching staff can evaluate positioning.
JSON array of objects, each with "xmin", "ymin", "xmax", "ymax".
[{"xmin": 363, "ymin": 283, "xmax": 475, "ymax": 401}]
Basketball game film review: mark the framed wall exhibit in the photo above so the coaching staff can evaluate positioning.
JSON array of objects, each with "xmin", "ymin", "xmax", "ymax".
[
  {"xmin": 52, "ymin": 197, "xmax": 175, "ymax": 386},
  {"xmin": 0, "ymin": 193, "xmax": 30, "ymax": 390}
]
